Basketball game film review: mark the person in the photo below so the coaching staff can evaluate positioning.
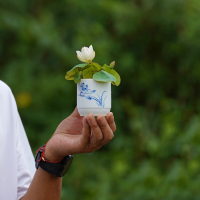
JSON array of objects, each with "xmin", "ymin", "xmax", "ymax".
[{"xmin": 0, "ymin": 80, "xmax": 116, "ymax": 200}]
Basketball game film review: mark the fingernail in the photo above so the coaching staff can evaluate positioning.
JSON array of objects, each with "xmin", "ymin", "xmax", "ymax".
[
  {"xmin": 110, "ymin": 112, "xmax": 113, "ymax": 120},
  {"xmin": 99, "ymin": 117, "xmax": 105, "ymax": 123},
  {"xmin": 89, "ymin": 114, "xmax": 95, "ymax": 122}
]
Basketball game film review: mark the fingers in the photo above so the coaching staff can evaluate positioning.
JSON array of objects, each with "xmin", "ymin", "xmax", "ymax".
[
  {"xmin": 80, "ymin": 116, "xmax": 91, "ymax": 146},
  {"xmin": 97, "ymin": 114, "xmax": 114, "ymax": 146},
  {"xmin": 106, "ymin": 112, "xmax": 116, "ymax": 132},
  {"xmin": 87, "ymin": 114, "xmax": 103, "ymax": 149},
  {"xmin": 82, "ymin": 113, "xmax": 115, "ymax": 153}
]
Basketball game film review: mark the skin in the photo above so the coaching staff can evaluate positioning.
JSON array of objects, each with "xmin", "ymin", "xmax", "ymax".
[{"xmin": 20, "ymin": 107, "xmax": 116, "ymax": 200}]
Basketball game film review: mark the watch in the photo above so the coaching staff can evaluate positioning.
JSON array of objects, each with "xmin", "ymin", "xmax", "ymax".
[{"xmin": 35, "ymin": 145, "xmax": 73, "ymax": 177}]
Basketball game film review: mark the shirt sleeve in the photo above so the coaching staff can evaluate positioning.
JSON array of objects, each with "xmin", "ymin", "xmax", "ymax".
[
  {"xmin": 17, "ymin": 110, "xmax": 35, "ymax": 199},
  {"xmin": 15, "ymin": 104, "xmax": 36, "ymax": 199}
]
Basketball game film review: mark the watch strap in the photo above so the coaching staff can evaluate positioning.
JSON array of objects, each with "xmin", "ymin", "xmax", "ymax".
[
  {"xmin": 35, "ymin": 145, "xmax": 73, "ymax": 177},
  {"xmin": 39, "ymin": 155, "xmax": 73, "ymax": 177}
]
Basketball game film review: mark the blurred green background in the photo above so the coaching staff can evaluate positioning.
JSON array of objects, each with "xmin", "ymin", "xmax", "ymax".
[{"xmin": 1, "ymin": 0, "xmax": 200, "ymax": 199}]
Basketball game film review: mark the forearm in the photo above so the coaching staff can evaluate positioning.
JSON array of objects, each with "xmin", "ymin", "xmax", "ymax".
[
  {"xmin": 20, "ymin": 110, "xmax": 115, "ymax": 200},
  {"xmin": 20, "ymin": 167, "xmax": 62, "ymax": 200}
]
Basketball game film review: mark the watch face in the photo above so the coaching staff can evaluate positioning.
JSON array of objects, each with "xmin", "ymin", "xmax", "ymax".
[
  {"xmin": 35, "ymin": 147, "xmax": 44, "ymax": 169},
  {"xmin": 61, "ymin": 156, "xmax": 73, "ymax": 176}
]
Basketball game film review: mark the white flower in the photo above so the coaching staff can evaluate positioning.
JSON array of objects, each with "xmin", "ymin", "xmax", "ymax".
[{"xmin": 76, "ymin": 45, "xmax": 95, "ymax": 63}]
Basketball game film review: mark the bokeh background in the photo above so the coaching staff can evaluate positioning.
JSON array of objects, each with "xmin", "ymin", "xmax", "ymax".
[{"xmin": 1, "ymin": 0, "xmax": 200, "ymax": 199}]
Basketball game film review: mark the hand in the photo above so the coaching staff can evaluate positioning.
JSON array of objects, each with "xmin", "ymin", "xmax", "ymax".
[{"xmin": 44, "ymin": 107, "xmax": 116, "ymax": 161}]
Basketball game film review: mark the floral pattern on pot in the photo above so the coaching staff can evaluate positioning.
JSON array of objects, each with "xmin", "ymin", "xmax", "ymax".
[{"xmin": 78, "ymin": 83, "xmax": 107, "ymax": 108}]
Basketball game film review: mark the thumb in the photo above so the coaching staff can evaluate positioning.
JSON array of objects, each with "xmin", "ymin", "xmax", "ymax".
[{"xmin": 70, "ymin": 107, "xmax": 82, "ymax": 118}]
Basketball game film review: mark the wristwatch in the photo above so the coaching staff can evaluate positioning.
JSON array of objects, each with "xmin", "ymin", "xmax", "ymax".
[{"xmin": 35, "ymin": 145, "xmax": 73, "ymax": 177}]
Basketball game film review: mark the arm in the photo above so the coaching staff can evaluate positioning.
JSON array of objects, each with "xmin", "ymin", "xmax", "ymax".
[
  {"xmin": 20, "ymin": 108, "xmax": 116, "ymax": 200},
  {"xmin": 20, "ymin": 168, "xmax": 62, "ymax": 200}
]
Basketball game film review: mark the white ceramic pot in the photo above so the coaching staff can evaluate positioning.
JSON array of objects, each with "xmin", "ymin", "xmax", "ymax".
[{"xmin": 77, "ymin": 79, "xmax": 111, "ymax": 116}]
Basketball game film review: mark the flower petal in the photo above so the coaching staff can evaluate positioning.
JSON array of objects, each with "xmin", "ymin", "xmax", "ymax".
[
  {"xmin": 76, "ymin": 51, "xmax": 87, "ymax": 62},
  {"xmin": 88, "ymin": 50, "xmax": 95, "ymax": 61},
  {"xmin": 77, "ymin": 55, "xmax": 87, "ymax": 62},
  {"xmin": 76, "ymin": 51, "xmax": 82, "ymax": 56},
  {"xmin": 81, "ymin": 48, "xmax": 90, "ymax": 62},
  {"xmin": 89, "ymin": 45, "xmax": 93, "ymax": 51},
  {"xmin": 81, "ymin": 47, "xmax": 88, "ymax": 53}
]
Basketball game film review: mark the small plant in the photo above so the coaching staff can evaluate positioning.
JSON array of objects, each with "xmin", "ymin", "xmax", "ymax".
[{"xmin": 65, "ymin": 45, "xmax": 121, "ymax": 86}]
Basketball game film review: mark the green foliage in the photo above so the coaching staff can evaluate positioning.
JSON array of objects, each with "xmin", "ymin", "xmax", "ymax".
[
  {"xmin": 74, "ymin": 71, "xmax": 81, "ymax": 84},
  {"xmin": 66, "ymin": 61, "xmax": 119, "ymax": 85},
  {"xmin": 70, "ymin": 63, "xmax": 90, "ymax": 72},
  {"xmin": 103, "ymin": 64, "xmax": 121, "ymax": 86},
  {"xmin": 93, "ymin": 70, "xmax": 116, "ymax": 83},
  {"xmin": 83, "ymin": 65, "xmax": 96, "ymax": 79},
  {"xmin": 109, "ymin": 61, "xmax": 115, "ymax": 68},
  {"xmin": 1, "ymin": 0, "xmax": 200, "ymax": 199},
  {"xmin": 65, "ymin": 63, "xmax": 89, "ymax": 80}
]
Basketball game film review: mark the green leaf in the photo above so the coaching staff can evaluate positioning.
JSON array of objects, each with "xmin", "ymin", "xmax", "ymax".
[
  {"xmin": 66, "ymin": 68, "xmax": 78, "ymax": 77},
  {"xmin": 74, "ymin": 71, "xmax": 81, "ymax": 83},
  {"xmin": 66, "ymin": 63, "xmax": 90, "ymax": 81},
  {"xmin": 68, "ymin": 63, "xmax": 89, "ymax": 73},
  {"xmin": 103, "ymin": 64, "xmax": 121, "ymax": 86},
  {"xmin": 103, "ymin": 64, "xmax": 110, "ymax": 72},
  {"xmin": 93, "ymin": 70, "xmax": 116, "ymax": 82},
  {"xmin": 91, "ymin": 62, "xmax": 102, "ymax": 71},
  {"xmin": 109, "ymin": 61, "xmax": 115, "ymax": 68},
  {"xmin": 65, "ymin": 73, "xmax": 74, "ymax": 80},
  {"xmin": 109, "ymin": 69, "xmax": 121, "ymax": 86},
  {"xmin": 83, "ymin": 66, "xmax": 97, "ymax": 79}
]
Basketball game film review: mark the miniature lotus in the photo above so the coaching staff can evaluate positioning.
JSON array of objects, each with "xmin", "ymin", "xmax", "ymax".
[
  {"xmin": 65, "ymin": 45, "xmax": 121, "ymax": 86},
  {"xmin": 76, "ymin": 45, "xmax": 95, "ymax": 63},
  {"xmin": 65, "ymin": 45, "xmax": 121, "ymax": 116}
]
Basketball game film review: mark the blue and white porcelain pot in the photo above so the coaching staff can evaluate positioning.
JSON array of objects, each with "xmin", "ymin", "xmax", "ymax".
[{"xmin": 77, "ymin": 79, "xmax": 111, "ymax": 116}]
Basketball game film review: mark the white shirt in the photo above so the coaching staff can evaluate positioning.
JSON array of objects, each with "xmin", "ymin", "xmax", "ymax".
[{"xmin": 0, "ymin": 81, "xmax": 35, "ymax": 200}]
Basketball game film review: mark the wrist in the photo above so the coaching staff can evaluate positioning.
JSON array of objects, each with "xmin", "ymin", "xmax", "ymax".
[
  {"xmin": 44, "ymin": 142, "xmax": 64, "ymax": 162},
  {"xmin": 35, "ymin": 143, "xmax": 73, "ymax": 177}
]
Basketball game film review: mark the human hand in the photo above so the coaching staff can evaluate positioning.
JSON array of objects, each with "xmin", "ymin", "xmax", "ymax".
[{"xmin": 44, "ymin": 107, "xmax": 116, "ymax": 161}]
